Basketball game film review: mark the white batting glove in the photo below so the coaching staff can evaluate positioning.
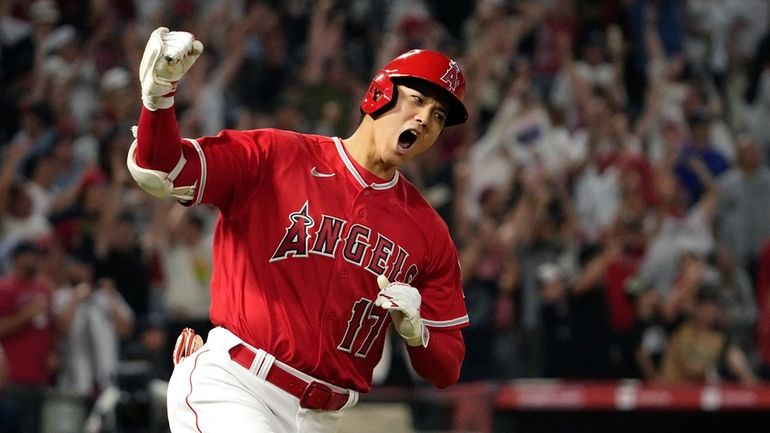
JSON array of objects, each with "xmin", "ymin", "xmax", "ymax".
[
  {"xmin": 172, "ymin": 327, "xmax": 204, "ymax": 366},
  {"xmin": 375, "ymin": 275, "xmax": 429, "ymax": 347},
  {"xmin": 139, "ymin": 27, "xmax": 204, "ymax": 111}
]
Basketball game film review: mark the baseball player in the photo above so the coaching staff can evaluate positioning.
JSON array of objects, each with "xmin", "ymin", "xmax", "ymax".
[{"xmin": 128, "ymin": 27, "xmax": 470, "ymax": 433}]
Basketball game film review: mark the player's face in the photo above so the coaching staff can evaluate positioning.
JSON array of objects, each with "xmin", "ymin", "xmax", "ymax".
[{"xmin": 372, "ymin": 83, "xmax": 448, "ymax": 167}]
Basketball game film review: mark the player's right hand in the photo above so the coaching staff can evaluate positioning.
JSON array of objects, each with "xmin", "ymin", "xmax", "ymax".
[
  {"xmin": 375, "ymin": 275, "xmax": 430, "ymax": 347},
  {"xmin": 139, "ymin": 27, "xmax": 204, "ymax": 111}
]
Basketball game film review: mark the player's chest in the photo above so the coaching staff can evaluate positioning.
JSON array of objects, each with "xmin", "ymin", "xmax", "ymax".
[{"xmin": 266, "ymin": 194, "xmax": 427, "ymax": 282}]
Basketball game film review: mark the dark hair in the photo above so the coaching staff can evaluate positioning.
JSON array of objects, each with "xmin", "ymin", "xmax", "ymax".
[
  {"xmin": 186, "ymin": 213, "xmax": 205, "ymax": 231},
  {"xmin": 686, "ymin": 109, "xmax": 711, "ymax": 128},
  {"xmin": 545, "ymin": 199, "xmax": 564, "ymax": 223},
  {"xmin": 23, "ymin": 152, "xmax": 53, "ymax": 180},
  {"xmin": 116, "ymin": 211, "xmax": 136, "ymax": 226},
  {"xmin": 11, "ymin": 241, "xmax": 44, "ymax": 258},
  {"xmin": 695, "ymin": 282, "xmax": 721, "ymax": 304},
  {"xmin": 26, "ymin": 102, "xmax": 56, "ymax": 127},
  {"xmin": 8, "ymin": 182, "xmax": 24, "ymax": 203}
]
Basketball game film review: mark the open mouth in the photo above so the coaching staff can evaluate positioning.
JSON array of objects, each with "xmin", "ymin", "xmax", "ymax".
[{"xmin": 397, "ymin": 129, "xmax": 418, "ymax": 151}]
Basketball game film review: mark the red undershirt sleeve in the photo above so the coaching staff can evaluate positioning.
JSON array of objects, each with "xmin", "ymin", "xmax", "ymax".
[
  {"xmin": 135, "ymin": 106, "xmax": 200, "ymax": 190},
  {"xmin": 136, "ymin": 107, "xmax": 182, "ymax": 170},
  {"xmin": 406, "ymin": 329, "xmax": 465, "ymax": 388}
]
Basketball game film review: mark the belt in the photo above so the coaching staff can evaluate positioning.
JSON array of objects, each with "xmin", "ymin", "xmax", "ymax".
[{"xmin": 228, "ymin": 344, "xmax": 349, "ymax": 411}]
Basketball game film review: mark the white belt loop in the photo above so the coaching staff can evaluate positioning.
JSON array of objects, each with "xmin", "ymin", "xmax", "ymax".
[
  {"xmin": 249, "ymin": 349, "xmax": 266, "ymax": 376},
  {"xmin": 254, "ymin": 349, "xmax": 275, "ymax": 381},
  {"xmin": 341, "ymin": 390, "xmax": 359, "ymax": 410}
]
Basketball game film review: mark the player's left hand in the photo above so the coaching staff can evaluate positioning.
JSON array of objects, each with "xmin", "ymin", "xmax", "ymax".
[
  {"xmin": 375, "ymin": 276, "xmax": 429, "ymax": 347},
  {"xmin": 172, "ymin": 327, "xmax": 204, "ymax": 365}
]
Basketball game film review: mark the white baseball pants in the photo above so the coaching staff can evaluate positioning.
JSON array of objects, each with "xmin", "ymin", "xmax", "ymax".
[{"xmin": 166, "ymin": 327, "xmax": 358, "ymax": 433}]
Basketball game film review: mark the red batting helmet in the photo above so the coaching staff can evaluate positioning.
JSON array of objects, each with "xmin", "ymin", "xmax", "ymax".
[{"xmin": 360, "ymin": 49, "xmax": 467, "ymax": 127}]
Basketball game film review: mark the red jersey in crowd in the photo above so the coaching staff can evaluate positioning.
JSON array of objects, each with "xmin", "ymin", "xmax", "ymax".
[{"xmin": 0, "ymin": 275, "xmax": 54, "ymax": 386}]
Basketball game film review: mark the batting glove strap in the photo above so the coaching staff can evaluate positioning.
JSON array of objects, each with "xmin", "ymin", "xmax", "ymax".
[
  {"xmin": 139, "ymin": 27, "xmax": 203, "ymax": 111},
  {"xmin": 403, "ymin": 319, "xmax": 430, "ymax": 348}
]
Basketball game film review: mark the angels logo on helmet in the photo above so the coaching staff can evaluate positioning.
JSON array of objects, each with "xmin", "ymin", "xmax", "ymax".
[{"xmin": 440, "ymin": 60, "xmax": 461, "ymax": 92}]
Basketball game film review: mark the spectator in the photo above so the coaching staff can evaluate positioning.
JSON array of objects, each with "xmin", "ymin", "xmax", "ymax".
[
  {"xmin": 95, "ymin": 211, "xmax": 153, "ymax": 332},
  {"xmin": 679, "ymin": 85, "xmax": 736, "ymax": 163},
  {"xmin": 538, "ymin": 262, "xmax": 572, "ymax": 378},
  {"xmin": 569, "ymin": 90, "xmax": 627, "ymax": 242},
  {"xmin": 22, "ymin": 141, "xmax": 90, "ymax": 220},
  {"xmin": 531, "ymin": 0, "xmax": 579, "ymax": 101},
  {"xmin": 31, "ymin": 25, "xmax": 98, "ymax": 131},
  {"xmin": 754, "ymin": 239, "xmax": 770, "ymax": 379},
  {"xmin": 627, "ymin": 278, "xmax": 667, "ymax": 380},
  {"xmin": 9, "ymin": 103, "xmax": 57, "ymax": 170},
  {"xmin": 98, "ymin": 67, "xmax": 136, "ymax": 131},
  {"xmin": 21, "ymin": 151, "xmax": 59, "ymax": 216},
  {"xmin": 52, "ymin": 256, "xmax": 133, "ymax": 397},
  {"xmin": 457, "ymin": 200, "xmax": 518, "ymax": 381},
  {"xmin": 230, "ymin": 2, "xmax": 291, "ymax": 114},
  {"xmin": 0, "ymin": 241, "xmax": 56, "ymax": 433},
  {"xmin": 601, "ymin": 214, "xmax": 649, "ymax": 377},
  {"xmin": 743, "ymin": 33, "xmax": 770, "ymax": 156},
  {"xmin": 0, "ymin": 344, "xmax": 10, "ymax": 431},
  {"xmin": 466, "ymin": 60, "xmax": 557, "ymax": 220},
  {"xmin": 538, "ymin": 260, "xmax": 612, "ymax": 379},
  {"xmin": 712, "ymin": 248, "xmax": 757, "ymax": 359},
  {"xmin": 638, "ymin": 147, "xmax": 718, "ymax": 298},
  {"xmin": 453, "ymin": 162, "xmax": 520, "ymax": 380},
  {"xmin": 299, "ymin": 2, "xmax": 360, "ymax": 136},
  {"xmin": 550, "ymin": 26, "xmax": 626, "ymax": 129},
  {"xmin": 716, "ymin": 135, "xmax": 770, "ymax": 284},
  {"xmin": 659, "ymin": 283, "xmax": 758, "ymax": 384},
  {"xmin": 686, "ymin": 0, "xmax": 769, "ymax": 115},
  {"xmin": 0, "ymin": 1, "xmax": 37, "ymax": 142},
  {"xmin": 510, "ymin": 172, "xmax": 578, "ymax": 377},
  {"xmin": 0, "ymin": 143, "xmax": 53, "ymax": 263},
  {"xmin": 0, "ymin": 344, "xmax": 7, "ymax": 391},
  {"xmin": 624, "ymin": 0, "xmax": 687, "ymax": 115},
  {"xmin": 673, "ymin": 110, "xmax": 730, "ymax": 206},
  {"xmin": 460, "ymin": 1, "xmax": 520, "ymax": 137},
  {"xmin": 146, "ymin": 203, "xmax": 214, "ymax": 378}
]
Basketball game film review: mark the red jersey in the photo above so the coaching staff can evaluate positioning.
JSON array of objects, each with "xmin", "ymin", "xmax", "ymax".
[
  {"xmin": 182, "ymin": 128, "xmax": 468, "ymax": 392},
  {"xmin": 0, "ymin": 276, "xmax": 54, "ymax": 385}
]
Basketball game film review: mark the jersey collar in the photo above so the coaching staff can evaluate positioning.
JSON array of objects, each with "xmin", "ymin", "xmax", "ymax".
[{"xmin": 333, "ymin": 137, "xmax": 399, "ymax": 190}]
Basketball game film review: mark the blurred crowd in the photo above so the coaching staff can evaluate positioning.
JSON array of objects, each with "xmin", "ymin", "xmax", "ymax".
[{"xmin": 1, "ymin": 0, "xmax": 770, "ymax": 431}]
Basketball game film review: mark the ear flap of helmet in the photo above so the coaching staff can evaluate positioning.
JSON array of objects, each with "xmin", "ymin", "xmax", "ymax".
[{"xmin": 360, "ymin": 72, "xmax": 395, "ymax": 116}]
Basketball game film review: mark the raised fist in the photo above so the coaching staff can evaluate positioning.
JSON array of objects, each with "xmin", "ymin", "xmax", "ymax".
[{"xmin": 139, "ymin": 27, "xmax": 204, "ymax": 111}]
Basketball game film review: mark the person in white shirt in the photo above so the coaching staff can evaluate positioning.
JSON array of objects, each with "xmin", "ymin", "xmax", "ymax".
[{"xmin": 53, "ymin": 256, "xmax": 133, "ymax": 396}]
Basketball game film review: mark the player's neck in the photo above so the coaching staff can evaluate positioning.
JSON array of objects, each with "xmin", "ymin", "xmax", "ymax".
[{"xmin": 343, "ymin": 119, "xmax": 396, "ymax": 180}]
